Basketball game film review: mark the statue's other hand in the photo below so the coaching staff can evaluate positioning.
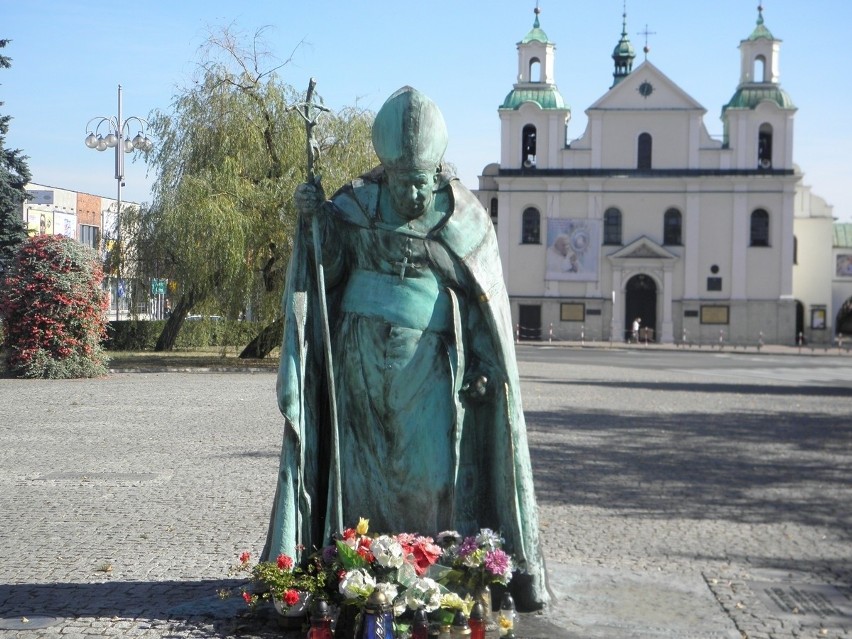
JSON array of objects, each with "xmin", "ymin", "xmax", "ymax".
[
  {"xmin": 461, "ymin": 374, "xmax": 489, "ymax": 402},
  {"xmin": 294, "ymin": 180, "xmax": 326, "ymax": 218}
]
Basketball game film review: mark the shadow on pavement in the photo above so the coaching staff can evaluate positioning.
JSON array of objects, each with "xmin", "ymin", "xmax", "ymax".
[
  {"xmin": 0, "ymin": 579, "xmax": 578, "ymax": 638},
  {"xmin": 526, "ymin": 377, "xmax": 851, "ymax": 397},
  {"xmin": 526, "ymin": 407, "xmax": 852, "ymax": 537},
  {"xmin": 0, "ymin": 579, "xmax": 289, "ymax": 637}
]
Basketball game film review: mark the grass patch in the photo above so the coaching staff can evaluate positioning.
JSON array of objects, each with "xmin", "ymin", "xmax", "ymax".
[{"xmin": 108, "ymin": 348, "xmax": 279, "ymax": 371}]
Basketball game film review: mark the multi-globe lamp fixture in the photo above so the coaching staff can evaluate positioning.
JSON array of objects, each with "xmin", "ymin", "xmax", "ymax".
[{"xmin": 83, "ymin": 84, "xmax": 152, "ymax": 320}]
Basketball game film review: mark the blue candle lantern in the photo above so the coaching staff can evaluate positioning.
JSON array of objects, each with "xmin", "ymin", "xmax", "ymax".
[{"xmin": 359, "ymin": 590, "xmax": 395, "ymax": 639}]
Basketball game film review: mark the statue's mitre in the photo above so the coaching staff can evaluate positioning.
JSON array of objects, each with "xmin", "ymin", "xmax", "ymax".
[{"xmin": 372, "ymin": 86, "xmax": 448, "ymax": 171}]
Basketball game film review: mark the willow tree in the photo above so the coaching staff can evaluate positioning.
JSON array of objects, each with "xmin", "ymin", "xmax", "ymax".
[{"xmin": 131, "ymin": 28, "xmax": 376, "ymax": 351}]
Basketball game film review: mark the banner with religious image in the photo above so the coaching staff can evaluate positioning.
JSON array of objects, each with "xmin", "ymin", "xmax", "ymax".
[{"xmin": 546, "ymin": 218, "xmax": 600, "ymax": 281}]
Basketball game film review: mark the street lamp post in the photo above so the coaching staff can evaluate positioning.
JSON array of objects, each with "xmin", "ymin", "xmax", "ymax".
[{"xmin": 84, "ymin": 84, "xmax": 153, "ymax": 321}]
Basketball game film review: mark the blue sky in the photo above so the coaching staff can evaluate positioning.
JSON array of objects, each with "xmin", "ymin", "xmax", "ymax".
[{"xmin": 3, "ymin": 1, "xmax": 850, "ymax": 222}]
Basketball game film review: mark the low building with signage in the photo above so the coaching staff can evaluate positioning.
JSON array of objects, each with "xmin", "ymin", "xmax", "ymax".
[{"xmin": 21, "ymin": 183, "xmax": 145, "ymax": 318}]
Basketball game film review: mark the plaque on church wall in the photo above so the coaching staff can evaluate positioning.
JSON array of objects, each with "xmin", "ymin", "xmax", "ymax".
[
  {"xmin": 560, "ymin": 303, "xmax": 585, "ymax": 322},
  {"xmin": 811, "ymin": 308, "xmax": 826, "ymax": 330},
  {"xmin": 545, "ymin": 218, "xmax": 600, "ymax": 281},
  {"xmin": 700, "ymin": 305, "xmax": 729, "ymax": 324}
]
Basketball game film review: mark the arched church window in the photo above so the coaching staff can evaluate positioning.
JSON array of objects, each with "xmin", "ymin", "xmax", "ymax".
[
  {"xmin": 522, "ymin": 125, "xmax": 537, "ymax": 168},
  {"xmin": 529, "ymin": 57, "xmax": 542, "ymax": 82},
  {"xmin": 750, "ymin": 209, "xmax": 770, "ymax": 247},
  {"xmin": 522, "ymin": 207, "xmax": 541, "ymax": 244},
  {"xmin": 758, "ymin": 123, "xmax": 773, "ymax": 169},
  {"xmin": 753, "ymin": 55, "xmax": 766, "ymax": 82},
  {"xmin": 637, "ymin": 133, "xmax": 652, "ymax": 170},
  {"xmin": 663, "ymin": 208, "xmax": 682, "ymax": 245},
  {"xmin": 603, "ymin": 208, "xmax": 622, "ymax": 245},
  {"xmin": 490, "ymin": 197, "xmax": 498, "ymax": 229}
]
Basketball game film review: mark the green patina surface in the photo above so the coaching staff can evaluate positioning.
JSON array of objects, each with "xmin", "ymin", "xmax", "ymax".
[
  {"xmin": 500, "ymin": 86, "xmax": 568, "ymax": 111},
  {"xmin": 520, "ymin": 13, "xmax": 549, "ymax": 44},
  {"xmin": 723, "ymin": 85, "xmax": 795, "ymax": 112},
  {"xmin": 265, "ymin": 87, "xmax": 550, "ymax": 612}
]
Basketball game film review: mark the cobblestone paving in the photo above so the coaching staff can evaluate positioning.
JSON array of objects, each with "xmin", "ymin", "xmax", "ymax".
[{"xmin": 0, "ymin": 350, "xmax": 849, "ymax": 638}]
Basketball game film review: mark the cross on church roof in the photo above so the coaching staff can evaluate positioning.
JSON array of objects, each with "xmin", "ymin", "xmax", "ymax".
[{"xmin": 638, "ymin": 23, "xmax": 656, "ymax": 59}]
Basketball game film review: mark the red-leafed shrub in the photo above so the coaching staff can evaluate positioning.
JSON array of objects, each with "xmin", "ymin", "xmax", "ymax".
[{"xmin": 0, "ymin": 235, "xmax": 109, "ymax": 378}]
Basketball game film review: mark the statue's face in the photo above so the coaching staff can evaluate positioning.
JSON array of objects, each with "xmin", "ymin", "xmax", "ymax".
[{"xmin": 386, "ymin": 169, "xmax": 437, "ymax": 219}]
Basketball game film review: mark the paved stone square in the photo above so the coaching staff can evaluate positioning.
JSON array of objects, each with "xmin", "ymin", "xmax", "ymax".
[{"xmin": 0, "ymin": 347, "xmax": 849, "ymax": 638}]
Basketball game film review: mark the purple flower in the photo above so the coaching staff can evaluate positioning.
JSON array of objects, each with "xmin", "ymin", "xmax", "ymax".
[
  {"xmin": 457, "ymin": 536, "xmax": 479, "ymax": 557},
  {"xmin": 322, "ymin": 544, "xmax": 338, "ymax": 564}
]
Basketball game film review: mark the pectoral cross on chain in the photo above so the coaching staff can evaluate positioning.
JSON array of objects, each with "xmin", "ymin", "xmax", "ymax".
[{"xmin": 392, "ymin": 239, "xmax": 419, "ymax": 281}]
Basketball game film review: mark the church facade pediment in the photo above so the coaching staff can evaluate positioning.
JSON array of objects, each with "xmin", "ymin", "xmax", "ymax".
[
  {"xmin": 589, "ymin": 61, "xmax": 705, "ymax": 112},
  {"xmin": 608, "ymin": 236, "xmax": 679, "ymax": 261}
]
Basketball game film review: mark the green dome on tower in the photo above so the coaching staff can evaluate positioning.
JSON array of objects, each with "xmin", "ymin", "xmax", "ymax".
[
  {"xmin": 723, "ymin": 85, "xmax": 795, "ymax": 113},
  {"xmin": 611, "ymin": 8, "xmax": 636, "ymax": 87},
  {"xmin": 500, "ymin": 86, "xmax": 568, "ymax": 111},
  {"xmin": 748, "ymin": 4, "xmax": 775, "ymax": 40},
  {"xmin": 521, "ymin": 5, "xmax": 550, "ymax": 44}
]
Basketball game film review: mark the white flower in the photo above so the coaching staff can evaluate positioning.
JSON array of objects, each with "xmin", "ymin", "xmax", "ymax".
[
  {"xmin": 475, "ymin": 528, "xmax": 501, "ymax": 551},
  {"xmin": 403, "ymin": 577, "xmax": 442, "ymax": 613},
  {"xmin": 339, "ymin": 568, "xmax": 376, "ymax": 600},
  {"xmin": 374, "ymin": 581, "xmax": 399, "ymax": 602},
  {"xmin": 371, "ymin": 535, "xmax": 405, "ymax": 569}
]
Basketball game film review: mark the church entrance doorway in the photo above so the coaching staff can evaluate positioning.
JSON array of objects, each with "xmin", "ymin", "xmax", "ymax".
[
  {"xmin": 518, "ymin": 304, "xmax": 542, "ymax": 341},
  {"xmin": 625, "ymin": 274, "xmax": 657, "ymax": 342}
]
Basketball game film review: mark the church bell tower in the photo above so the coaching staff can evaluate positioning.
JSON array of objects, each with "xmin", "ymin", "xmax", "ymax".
[{"xmin": 498, "ymin": 3, "xmax": 571, "ymax": 171}]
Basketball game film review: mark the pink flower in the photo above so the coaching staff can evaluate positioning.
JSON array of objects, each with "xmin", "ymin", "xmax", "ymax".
[
  {"xmin": 239, "ymin": 551, "xmax": 251, "ymax": 564},
  {"xmin": 484, "ymin": 549, "xmax": 511, "ymax": 576}
]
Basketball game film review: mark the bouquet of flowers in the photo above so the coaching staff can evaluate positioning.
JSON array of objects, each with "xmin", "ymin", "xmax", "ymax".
[
  {"xmin": 230, "ymin": 550, "xmax": 326, "ymax": 614},
  {"xmin": 317, "ymin": 518, "xmax": 445, "ymax": 617},
  {"xmin": 434, "ymin": 528, "xmax": 514, "ymax": 595}
]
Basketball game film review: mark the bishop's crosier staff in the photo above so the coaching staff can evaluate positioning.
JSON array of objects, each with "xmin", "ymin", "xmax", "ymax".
[{"xmin": 289, "ymin": 78, "xmax": 342, "ymax": 534}]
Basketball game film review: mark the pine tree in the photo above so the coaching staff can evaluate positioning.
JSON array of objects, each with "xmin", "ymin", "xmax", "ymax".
[{"xmin": 0, "ymin": 39, "xmax": 32, "ymax": 274}]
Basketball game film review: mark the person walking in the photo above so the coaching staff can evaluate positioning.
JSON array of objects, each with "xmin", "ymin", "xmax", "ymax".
[{"xmin": 632, "ymin": 317, "xmax": 641, "ymax": 343}]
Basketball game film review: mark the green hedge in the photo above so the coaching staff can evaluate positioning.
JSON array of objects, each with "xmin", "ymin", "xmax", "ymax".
[{"xmin": 104, "ymin": 319, "xmax": 260, "ymax": 351}]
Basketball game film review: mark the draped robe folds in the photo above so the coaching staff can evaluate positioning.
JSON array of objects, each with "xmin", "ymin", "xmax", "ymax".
[{"xmin": 262, "ymin": 170, "xmax": 550, "ymax": 610}]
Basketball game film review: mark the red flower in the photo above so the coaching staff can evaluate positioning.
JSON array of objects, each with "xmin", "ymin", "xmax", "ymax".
[
  {"xmin": 239, "ymin": 551, "xmax": 251, "ymax": 564},
  {"xmin": 356, "ymin": 537, "xmax": 374, "ymax": 562},
  {"xmin": 342, "ymin": 528, "xmax": 356, "ymax": 541},
  {"xmin": 242, "ymin": 592, "xmax": 253, "ymax": 604},
  {"xmin": 399, "ymin": 535, "xmax": 442, "ymax": 576},
  {"xmin": 276, "ymin": 553, "xmax": 294, "ymax": 570},
  {"xmin": 283, "ymin": 589, "xmax": 301, "ymax": 606}
]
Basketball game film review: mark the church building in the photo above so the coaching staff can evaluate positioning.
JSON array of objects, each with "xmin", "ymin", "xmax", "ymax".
[{"xmin": 476, "ymin": 5, "xmax": 836, "ymax": 345}]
